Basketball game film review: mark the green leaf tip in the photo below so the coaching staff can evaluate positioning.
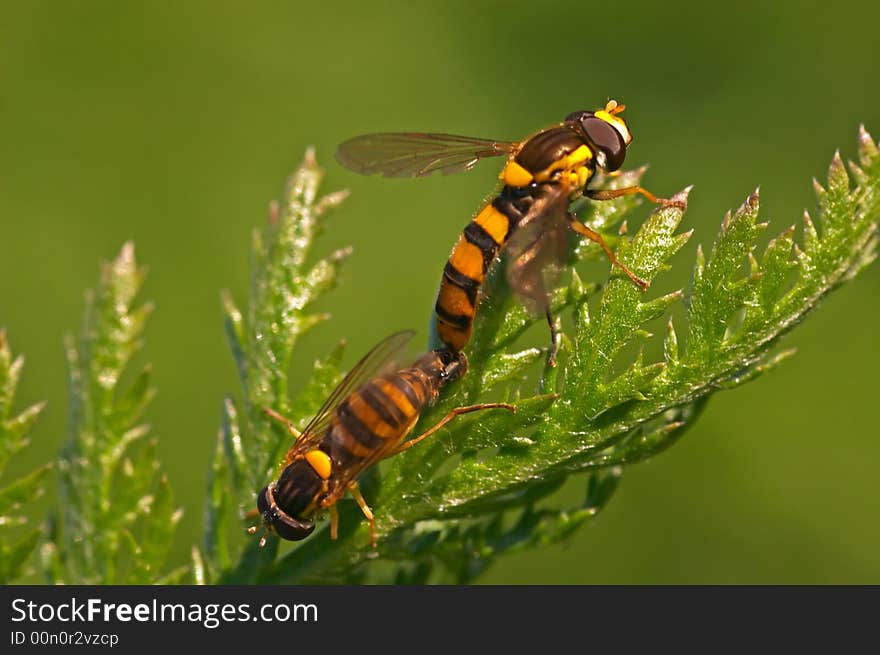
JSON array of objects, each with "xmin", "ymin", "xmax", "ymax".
[
  {"xmin": 0, "ymin": 329, "xmax": 47, "ymax": 583},
  {"xmin": 50, "ymin": 242, "xmax": 181, "ymax": 584}
]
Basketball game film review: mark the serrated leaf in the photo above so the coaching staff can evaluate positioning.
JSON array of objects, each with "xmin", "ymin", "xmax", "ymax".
[
  {"xmin": 0, "ymin": 463, "xmax": 51, "ymax": 518},
  {"xmin": 235, "ymin": 131, "xmax": 880, "ymax": 585},
  {"xmin": 687, "ymin": 191, "xmax": 765, "ymax": 355},
  {"xmin": 0, "ymin": 402, "xmax": 45, "ymax": 473},
  {"xmin": 129, "ymin": 477, "xmax": 180, "ymax": 583},
  {"xmin": 52, "ymin": 243, "xmax": 181, "ymax": 584},
  {"xmin": 112, "ymin": 366, "xmax": 155, "ymax": 428},
  {"xmin": 204, "ymin": 418, "xmax": 232, "ymax": 575},
  {"xmin": 0, "ymin": 528, "xmax": 42, "ymax": 584},
  {"xmin": 479, "ymin": 347, "xmax": 543, "ymax": 391},
  {"xmin": 0, "ymin": 331, "xmax": 48, "ymax": 583}
]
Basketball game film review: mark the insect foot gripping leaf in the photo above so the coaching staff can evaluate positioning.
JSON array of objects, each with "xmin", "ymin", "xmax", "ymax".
[
  {"xmin": 234, "ymin": 130, "xmax": 879, "ymax": 585},
  {"xmin": 46, "ymin": 243, "xmax": 184, "ymax": 585},
  {"xmin": 0, "ymin": 330, "xmax": 48, "ymax": 584}
]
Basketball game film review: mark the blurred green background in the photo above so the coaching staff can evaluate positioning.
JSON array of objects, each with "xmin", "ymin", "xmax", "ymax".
[{"xmin": 1, "ymin": 1, "xmax": 878, "ymax": 583}]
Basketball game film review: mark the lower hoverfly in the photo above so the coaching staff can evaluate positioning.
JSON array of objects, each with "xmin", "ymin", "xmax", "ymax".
[{"xmin": 250, "ymin": 330, "xmax": 514, "ymax": 547}]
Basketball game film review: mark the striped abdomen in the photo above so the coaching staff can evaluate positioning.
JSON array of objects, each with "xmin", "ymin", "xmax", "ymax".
[
  {"xmin": 434, "ymin": 125, "xmax": 594, "ymax": 352},
  {"xmin": 435, "ymin": 189, "xmax": 530, "ymax": 351},
  {"xmin": 323, "ymin": 367, "xmax": 435, "ymax": 475}
]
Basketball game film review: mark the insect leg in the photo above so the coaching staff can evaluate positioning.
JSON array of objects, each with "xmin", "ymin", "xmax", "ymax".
[
  {"xmin": 585, "ymin": 185, "xmax": 686, "ymax": 209},
  {"xmin": 329, "ymin": 503, "xmax": 340, "ymax": 541},
  {"xmin": 567, "ymin": 215, "xmax": 649, "ymax": 290},
  {"xmin": 348, "ymin": 482, "xmax": 376, "ymax": 548},
  {"xmin": 545, "ymin": 307, "xmax": 561, "ymax": 368},
  {"xmin": 390, "ymin": 403, "xmax": 517, "ymax": 456},
  {"xmin": 263, "ymin": 407, "xmax": 303, "ymax": 439}
]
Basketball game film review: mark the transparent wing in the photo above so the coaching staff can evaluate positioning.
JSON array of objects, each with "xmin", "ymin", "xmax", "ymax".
[
  {"xmin": 283, "ymin": 330, "xmax": 415, "ymax": 464},
  {"xmin": 335, "ymin": 132, "xmax": 515, "ymax": 178},
  {"xmin": 504, "ymin": 187, "xmax": 571, "ymax": 316}
]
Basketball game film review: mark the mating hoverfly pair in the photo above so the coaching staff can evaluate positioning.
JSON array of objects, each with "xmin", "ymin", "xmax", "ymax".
[{"xmin": 251, "ymin": 100, "xmax": 678, "ymax": 547}]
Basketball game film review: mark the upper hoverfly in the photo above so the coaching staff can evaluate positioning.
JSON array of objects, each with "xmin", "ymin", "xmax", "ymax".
[{"xmin": 336, "ymin": 100, "xmax": 680, "ymax": 365}]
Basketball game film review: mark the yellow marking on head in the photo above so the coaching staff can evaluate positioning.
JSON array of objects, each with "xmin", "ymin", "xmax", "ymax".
[
  {"xmin": 567, "ymin": 144, "xmax": 592, "ymax": 166},
  {"xmin": 501, "ymin": 160, "xmax": 534, "ymax": 187},
  {"xmin": 449, "ymin": 237, "xmax": 486, "ymax": 281},
  {"xmin": 595, "ymin": 108, "xmax": 632, "ymax": 145},
  {"xmin": 533, "ymin": 144, "xmax": 595, "ymax": 185},
  {"xmin": 305, "ymin": 449, "xmax": 332, "ymax": 480},
  {"xmin": 474, "ymin": 205, "xmax": 510, "ymax": 245}
]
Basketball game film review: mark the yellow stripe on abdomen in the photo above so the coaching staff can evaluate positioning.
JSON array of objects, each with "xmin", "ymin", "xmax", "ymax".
[
  {"xmin": 437, "ymin": 280, "xmax": 475, "ymax": 319},
  {"xmin": 473, "ymin": 204, "xmax": 511, "ymax": 245},
  {"xmin": 448, "ymin": 237, "xmax": 486, "ymax": 282}
]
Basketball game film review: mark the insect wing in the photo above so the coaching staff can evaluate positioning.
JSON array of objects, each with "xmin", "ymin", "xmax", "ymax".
[
  {"xmin": 283, "ymin": 330, "xmax": 415, "ymax": 464},
  {"xmin": 335, "ymin": 132, "xmax": 515, "ymax": 178},
  {"xmin": 504, "ymin": 187, "xmax": 571, "ymax": 316}
]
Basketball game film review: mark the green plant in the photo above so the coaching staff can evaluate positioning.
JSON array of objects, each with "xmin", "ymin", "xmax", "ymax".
[
  {"xmin": 206, "ymin": 128, "xmax": 879, "ymax": 584},
  {"xmin": 41, "ymin": 243, "xmax": 184, "ymax": 584},
  {"xmin": 0, "ymin": 330, "xmax": 47, "ymax": 584},
  {"xmin": 0, "ymin": 128, "xmax": 876, "ymax": 585}
]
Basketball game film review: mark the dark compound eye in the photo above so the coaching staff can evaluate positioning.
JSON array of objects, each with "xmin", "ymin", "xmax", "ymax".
[
  {"xmin": 271, "ymin": 512, "xmax": 316, "ymax": 541},
  {"xmin": 581, "ymin": 116, "xmax": 627, "ymax": 171},
  {"xmin": 257, "ymin": 485, "xmax": 271, "ymax": 515}
]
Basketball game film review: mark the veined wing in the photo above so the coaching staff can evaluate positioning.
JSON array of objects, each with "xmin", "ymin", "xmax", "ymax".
[
  {"xmin": 335, "ymin": 132, "xmax": 515, "ymax": 178},
  {"xmin": 504, "ymin": 186, "xmax": 571, "ymax": 316},
  {"xmin": 283, "ymin": 330, "xmax": 415, "ymax": 465}
]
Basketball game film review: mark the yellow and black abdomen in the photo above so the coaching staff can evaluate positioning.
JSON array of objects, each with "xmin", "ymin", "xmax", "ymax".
[
  {"xmin": 435, "ymin": 202, "xmax": 513, "ymax": 351},
  {"xmin": 434, "ymin": 125, "xmax": 595, "ymax": 353},
  {"xmin": 323, "ymin": 369, "xmax": 433, "ymax": 477}
]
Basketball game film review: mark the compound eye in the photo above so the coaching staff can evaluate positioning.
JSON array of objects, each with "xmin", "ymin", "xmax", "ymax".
[
  {"xmin": 582, "ymin": 116, "xmax": 626, "ymax": 171},
  {"xmin": 257, "ymin": 485, "xmax": 271, "ymax": 515},
  {"xmin": 271, "ymin": 513, "xmax": 316, "ymax": 541}
]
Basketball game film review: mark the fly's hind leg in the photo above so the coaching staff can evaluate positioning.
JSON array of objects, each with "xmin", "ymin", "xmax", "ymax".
[
  {"xmin": 568, "ymin": 214, "xmax": 649, "ymax": 290},
  {"xmin": 347, "ymin": 482, "xmax": 376, "ymax": 548},
  {"xmin": 390, "ymin": 403, "xmax": 517, "ymax": 456}
]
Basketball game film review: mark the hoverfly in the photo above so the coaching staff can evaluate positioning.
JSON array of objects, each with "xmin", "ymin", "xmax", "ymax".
[
  {"xmin": 336, "ymin": 100, "xmax": 681, "ymax": 365},
  {"xmin": 250, "ymin": 331, "xmax": 514, "ymax": 547}
]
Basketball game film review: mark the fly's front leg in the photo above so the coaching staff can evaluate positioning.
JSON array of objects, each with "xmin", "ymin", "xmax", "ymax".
[
  {"xmin": 586, "ymin": 185, "xmax": 686, "ymax": 209},
  {"xmin": 390, "ymin": 403, "xmax": 517, "ymax": 456},
  {"xmin": 568, "ymin": 213, "xmax": 649, "ymax": 290},
  {"xmin": 263, "ymin": 407, "xmax": 303, "ymax": 440}
]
